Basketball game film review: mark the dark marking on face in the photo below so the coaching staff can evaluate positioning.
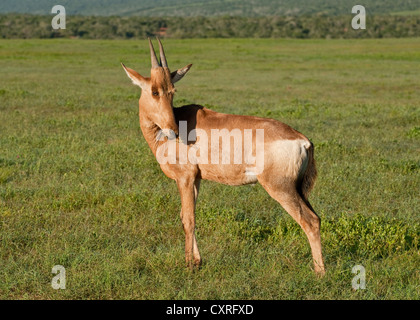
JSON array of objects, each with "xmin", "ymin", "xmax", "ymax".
[{"xmin": 151, "ymin": 86, "xmax": 159, "ymax": 98}]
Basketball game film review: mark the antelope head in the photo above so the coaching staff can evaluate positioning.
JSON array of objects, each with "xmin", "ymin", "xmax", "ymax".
[{"xmin": 121, "ymin": 38, "xmax": 192, "ymax": 139}]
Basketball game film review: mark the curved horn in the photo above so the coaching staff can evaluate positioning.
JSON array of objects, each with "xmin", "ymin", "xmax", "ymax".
[
  {"xmin": 148, "ymin": 38, "xmax": 159, "ymax": 69},
  {"xmin": 157, "ymin": 37, "xmax": 168, "ymax": 68}
]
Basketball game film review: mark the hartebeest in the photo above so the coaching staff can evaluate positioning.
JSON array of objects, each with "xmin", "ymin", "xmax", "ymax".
[{"xmin": 121, "ymin": 38, "xmax": 325, "ymax": 274}]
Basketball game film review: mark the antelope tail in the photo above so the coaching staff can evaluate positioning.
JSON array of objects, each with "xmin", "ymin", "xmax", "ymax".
[{"xmin": 300, "ymin": 142, "xmax": 317, "ymax": 201}]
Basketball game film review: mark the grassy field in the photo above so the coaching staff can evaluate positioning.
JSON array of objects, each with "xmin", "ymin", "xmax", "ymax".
[{"xmin": 0, "ymin": 38, "xmax": 419, "ymax": 299}]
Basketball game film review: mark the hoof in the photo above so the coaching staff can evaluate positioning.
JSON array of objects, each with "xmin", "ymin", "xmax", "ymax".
[
  {"xmin": 185, "ymin": 258, "xmax": 202, "ymax": 271},
  {"xmin": 315, "ymin": 267, "xmax": 326, "ymax": 277}
]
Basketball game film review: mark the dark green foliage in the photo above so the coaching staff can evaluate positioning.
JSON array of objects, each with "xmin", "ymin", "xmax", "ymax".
[
  {"xmin": 323, "ymin": 214, "xmax": 419, "ymax": 259},
  {"xmin": 1, "ymin": 14, "xmax": 420, "ymax": 39}
]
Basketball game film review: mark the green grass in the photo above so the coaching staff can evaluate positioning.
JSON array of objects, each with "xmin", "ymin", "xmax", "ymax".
[
  {"xmin": 0, "ymin": 38, "xmax": 419, "ymax": 299},
  {"xmin": 391, "ymin": 9, "xmax": 420, "ymax": 16}
]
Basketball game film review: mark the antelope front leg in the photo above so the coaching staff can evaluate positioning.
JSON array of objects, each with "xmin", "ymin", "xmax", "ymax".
[
  {"xmin": 192, "ymin": 178, "xmax": 202, "ymax": 266},
  {"xmin": 177, "ymin": 177, "xmax": 201, "ymax": 269}
]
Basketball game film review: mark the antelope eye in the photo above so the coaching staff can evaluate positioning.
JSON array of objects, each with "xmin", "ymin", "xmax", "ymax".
[{"xmin": 152, "ymin": 91, "xmax": 159, "ymax": 96}]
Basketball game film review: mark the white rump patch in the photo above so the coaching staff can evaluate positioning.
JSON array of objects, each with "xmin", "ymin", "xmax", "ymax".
[{"xmin": 268, "ymin": 139, "xmax": 309, "ymax": 178}]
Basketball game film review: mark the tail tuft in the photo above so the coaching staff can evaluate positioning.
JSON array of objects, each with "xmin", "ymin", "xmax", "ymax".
[{"xmin": 300, "ymin": 142, "xmax": 317, "ymax": 200}]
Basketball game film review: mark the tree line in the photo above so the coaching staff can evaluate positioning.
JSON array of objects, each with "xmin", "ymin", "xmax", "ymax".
[
  {"xmin": 1, "ymin": 0, "xmax": 419, "ymax": 16},
  {"xmin": 1, "ymin": 14, "xmax": 419, "ymax": 39}
]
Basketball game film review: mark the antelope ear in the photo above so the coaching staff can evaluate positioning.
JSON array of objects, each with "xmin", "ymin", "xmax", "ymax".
[
  {"xmin": 171, "ymin": 64, "xmax": 192, "ymax": 84},
  {"xmin": 121, "ymin": 63, "xmax": 147, "ymax": 89}
]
